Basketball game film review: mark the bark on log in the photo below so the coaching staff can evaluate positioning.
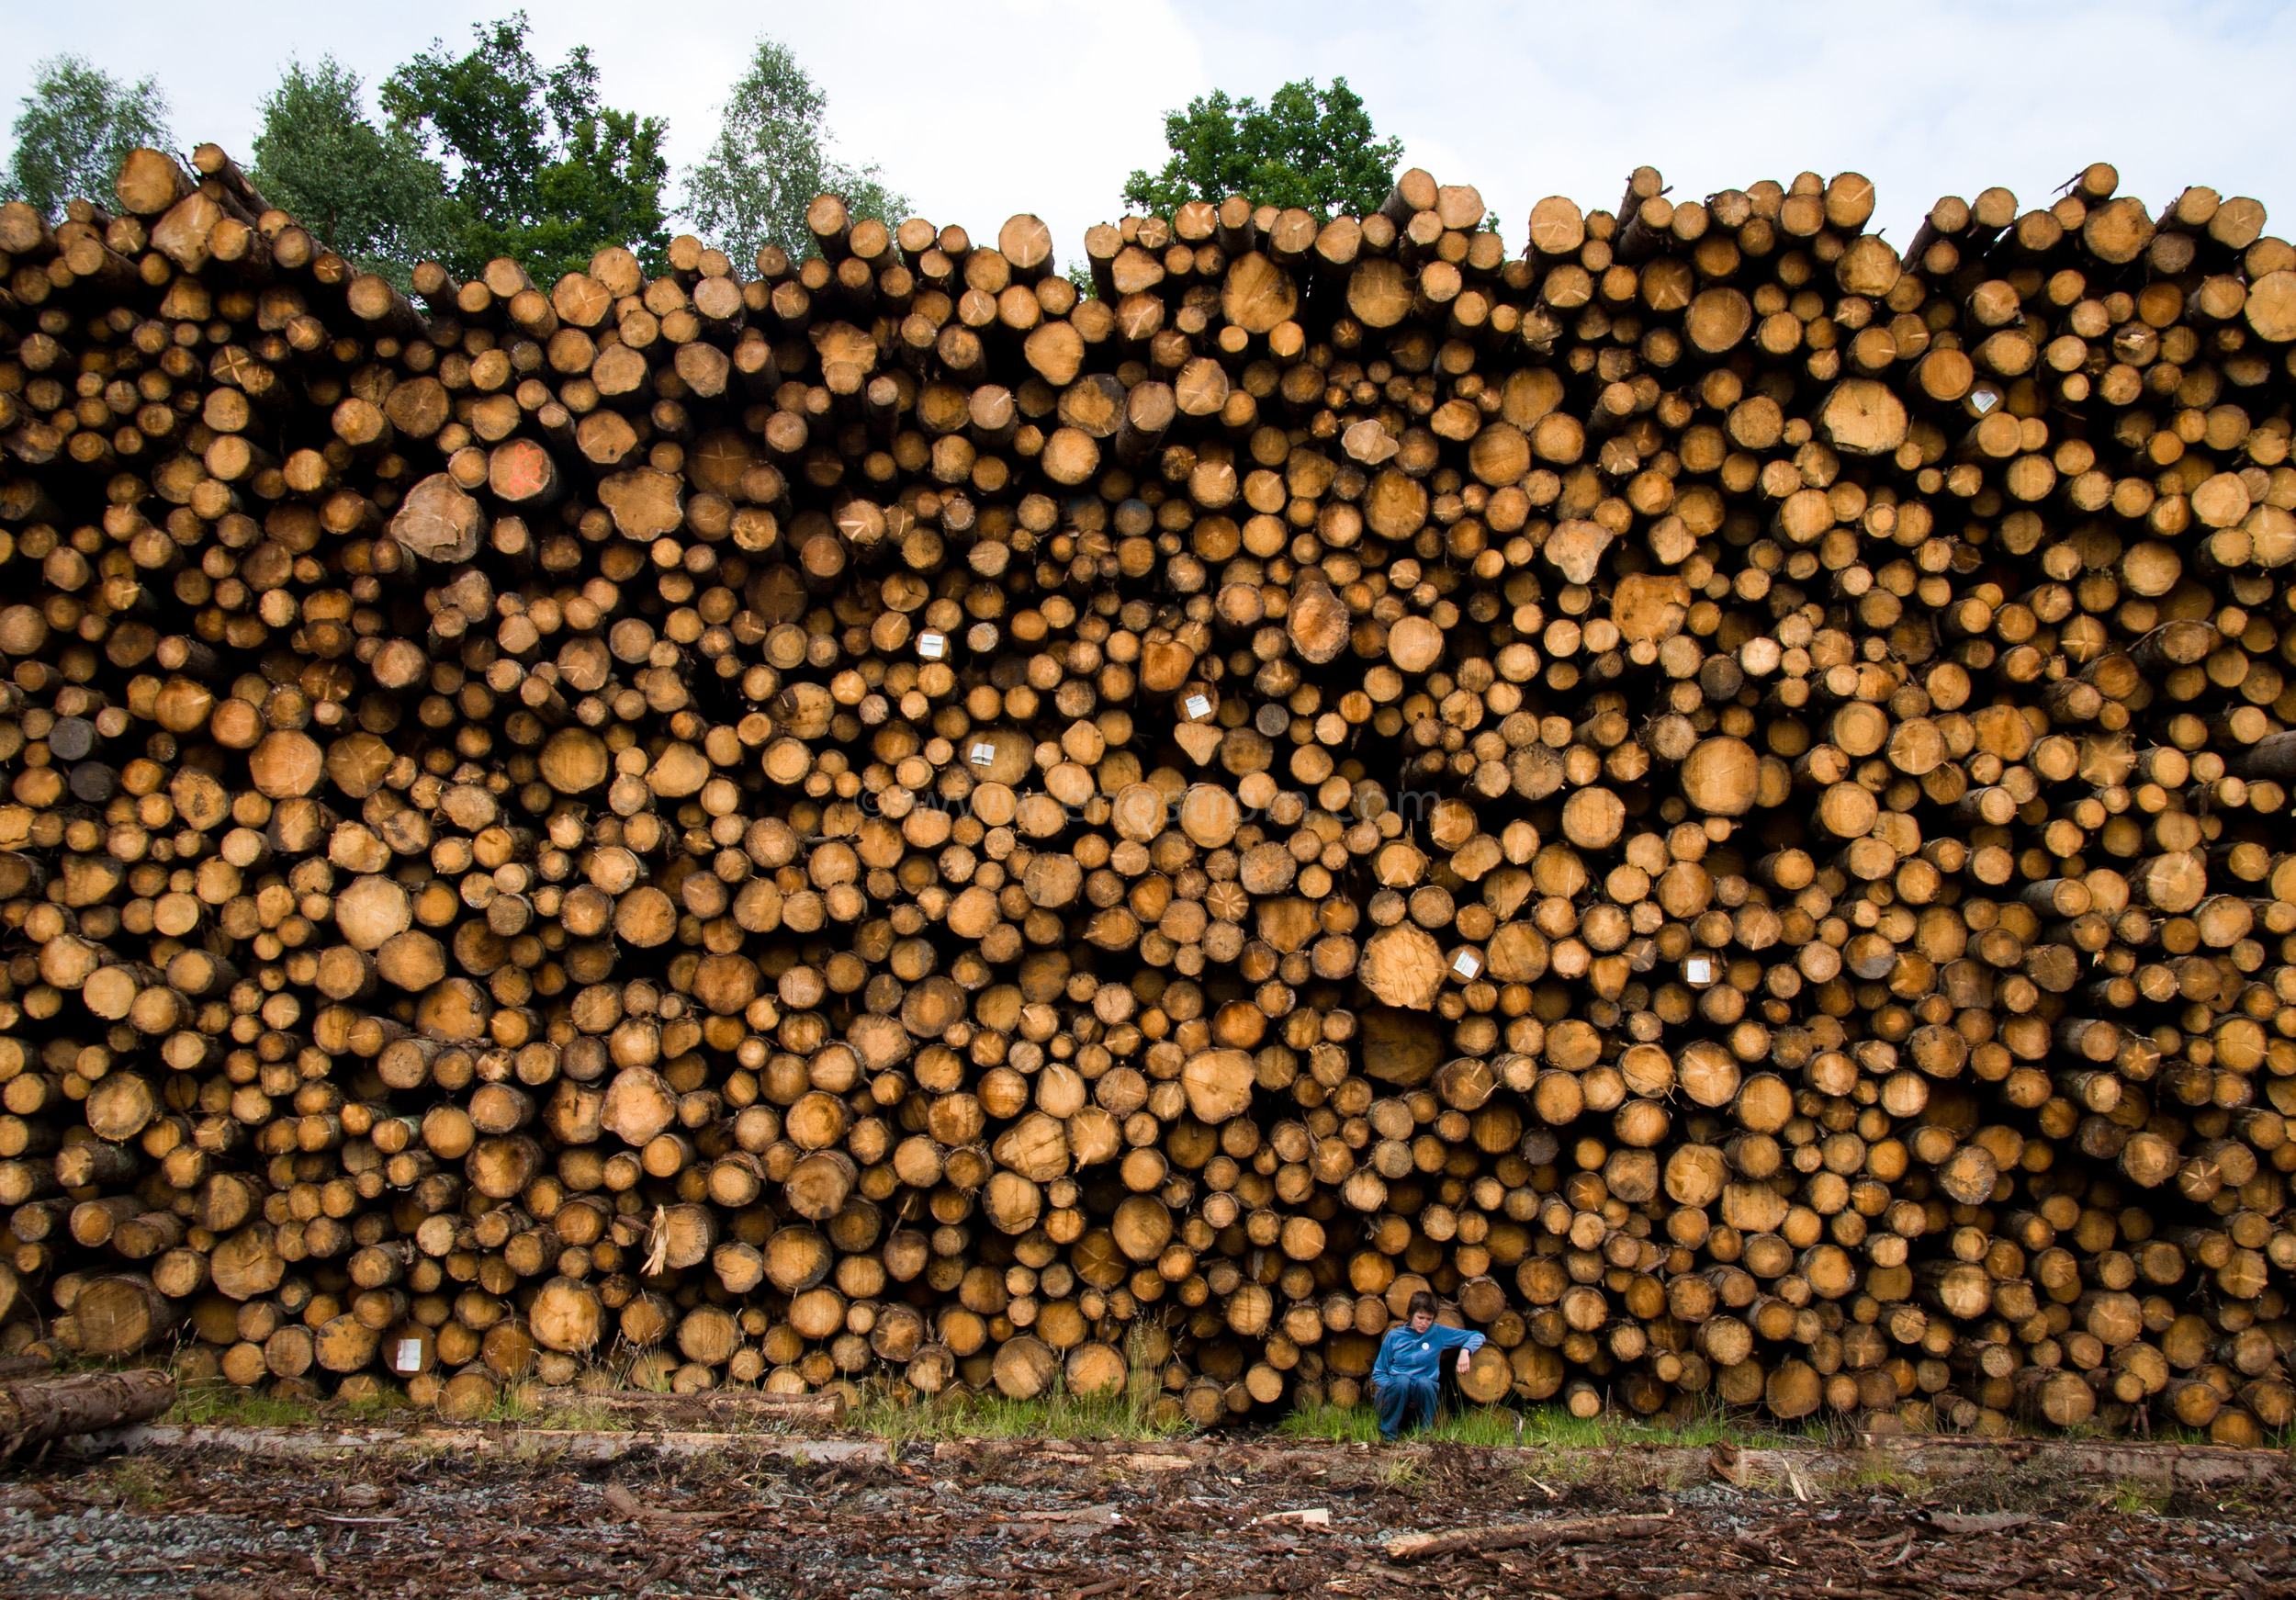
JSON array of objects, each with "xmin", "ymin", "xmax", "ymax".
[
  {"xmin": 0, "ymin": 1370, "xmax": 176, "ymax": 1456},
  {"xmin": 1388, "ymin": 1513, "xmax": 1676, "ymax": 1562}
]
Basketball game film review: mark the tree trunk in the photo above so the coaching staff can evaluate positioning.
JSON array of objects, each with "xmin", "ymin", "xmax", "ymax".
[{"xmin": 0, "ymin": 1370, "xmax": 176, "ymax": 1456}]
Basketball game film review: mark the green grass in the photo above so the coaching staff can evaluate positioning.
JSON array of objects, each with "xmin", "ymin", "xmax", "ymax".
[
  {"xmin": 1278, "ymin": 1403, "xmax": 1383, "ymax": 1444},
  {"xmin": 1844, "ymin": 1454, "xmax": 1922, "ymax": 1492},
  {"xmin": 74, "ymin": 1455, "xmax": 174, "ymax": 1509},
  {"xmin": 853, "ymin": 1323, "xmax": 1185, "ymax": 1445},
  {"xmin": 163, "ymin": 1383, "xmax": 327, "ymax": 1429},
  {"xmin": 2107, "ymin": 1477, "xmax": 2172, "ymax": 1515},
  {"xmin": 476, "ymin": 1390, "xmax": 631, "ymax": 1432},
  {"xmin": 342, "ymin": 1387, "xmax": 417, "ymax": 1421},
  {"xmin": 1279, "ymin": 1399, "xmax": 1828, "ymax": 1450},
  {"xmin": 151, "ymin": 1366, "xmax": 2295, "ymax": 1457},
  {"xmin": 163, "ymin": 1378, "xmax": 780, "ymax": 1437},
  {"xmin": 851, "ymin": 1386, "xmax": 1189, "ymax": 1445}
]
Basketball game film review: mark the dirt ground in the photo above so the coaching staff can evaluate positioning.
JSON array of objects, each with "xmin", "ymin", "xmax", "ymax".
[{"xmin": 3, "ymin": 1433, "xmax": 2293, "ymax": 1599}]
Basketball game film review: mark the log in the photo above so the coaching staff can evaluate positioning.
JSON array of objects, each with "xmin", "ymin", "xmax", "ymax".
[
  {"xmin": 0, "ymin": 145, "xmax": 2288, "ymax": 1444},
  {"xmin": 1387, "ymin": 1512, "xmax": 1676, "ymax": 1562},
  {"xmin": 0, "ymin": 1370, "xmax": 176, "ymax": 1456},
  {"xmin": 73, "ymin": 1274, "xmax": 184, "ymax": 1355}
]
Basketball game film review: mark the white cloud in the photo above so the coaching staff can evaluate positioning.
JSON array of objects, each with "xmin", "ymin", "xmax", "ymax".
[
  {"xmin": 1, "ymin": 0, "xmax": 2288, "ymax": 266},
  {"xmin": 1166, "ymin": 0, "xmax": 2296, "ymax": 249}
]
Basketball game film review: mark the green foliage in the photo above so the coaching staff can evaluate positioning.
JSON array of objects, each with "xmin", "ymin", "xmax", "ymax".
[
  {"xmin": 164, "ymin": 1380, "xmax": 324, "ymax": 1429},
  {"xmin": 381, "ymin": 12, "xmax": 670, "ymax": 283},
  {"xmin": 476, "ymin": 1388, "xmax": 626, "ymax": 1430},
  {"xmin": 1278, "ymin": 1400, "xmax": 1792, "ymax": 1449},
  {"xmin": 510, "ymin": 109, "xmax": 670, "ymax": 282},
  {"xmin": 1122, "ymin": 77, "xmax": 1400, "ymax": 221},
  {"xmin": 251, "ymin": 58, "xmax": 447, "ymax": 290},
  {"xmin": 1278, "ymin": 1401, "xmax": 1383, "ymax": 1443},
  {"xmin": 2108, "ymin": 1477, "xmax": 2171, "ymax": 1515},
  {"xmin": 3, "ymin": 54, "xmax": 172, "ymax": 215},
  {"xmin": 684, "ymin": 37, "xmax": 908, "ymax": 268},
  {"xmin": 850, "ymin": 1388, "xmax": 1186, "ymax": 1444},
  {"xmin": 80, "ymin": 1456, "xmax": 171, "ymax": 1510}
]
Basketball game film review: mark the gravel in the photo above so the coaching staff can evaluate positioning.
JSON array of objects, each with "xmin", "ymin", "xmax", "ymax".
[{"xmin": 1, "ymin": 1437, "xmax": 2290, "ymax": 1598}]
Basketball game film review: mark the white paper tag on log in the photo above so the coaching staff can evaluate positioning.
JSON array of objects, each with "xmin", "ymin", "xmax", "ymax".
[
  {"xmin": 1184, "ymin": 694, "xmax": 1210, "ymax": 720},
  {"xmin": 393, "ymin": 1338, "xmax": 422, "ymax": 1373},
  {"xmin": 1452, "ymin": 950, "xmax": 1481, "ymax": 979},
  {"xmin": 1683, "ymin": 956, "xmax": 1715, "ymax": 986},
  {"xmin": 970, "ymin": 742, "xmax": 996, "ymax": 765},
  {"xmin": 917, "ymin": 632, "xmax": 945, "ymax": 659}
]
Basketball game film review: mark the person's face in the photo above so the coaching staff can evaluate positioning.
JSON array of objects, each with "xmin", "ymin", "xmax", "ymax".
[{"xmin": 1409, "ymin": 1311, "xmax": 1435, "ymax": 1334}]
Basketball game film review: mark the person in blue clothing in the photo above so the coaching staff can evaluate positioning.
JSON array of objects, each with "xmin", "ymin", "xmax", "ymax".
[{"xmin": 1369, "ymin": 1290, "xmax": 1485, "ymax": 1440}]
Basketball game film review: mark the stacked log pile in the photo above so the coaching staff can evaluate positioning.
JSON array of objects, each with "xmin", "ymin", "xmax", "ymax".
[{"xmin": 0, "ymin": 148, "xmax": 2291, "ymax": 1439}]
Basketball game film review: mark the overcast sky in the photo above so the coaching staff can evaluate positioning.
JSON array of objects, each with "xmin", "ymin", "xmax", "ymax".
[{"xmin": 5, "ymin": 1, "xmax": 2290, "ymax": 263}]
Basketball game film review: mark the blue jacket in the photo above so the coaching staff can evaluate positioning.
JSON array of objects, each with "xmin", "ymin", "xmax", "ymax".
[{"xmin": 1371, "ymin": 1321, "xmax": 1486, "ymax": 1388}]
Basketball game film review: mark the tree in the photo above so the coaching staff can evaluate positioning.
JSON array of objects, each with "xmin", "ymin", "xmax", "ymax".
[
  {"xmin": 515, "ymin": 110, "xmax": 669, "ymax": 284},
  {"xmin": 3, "ymin": 55, "xmax": 172, "ymax": 216},
  {"xmin": 251, "ymin": 58, "xmax": 447, "ymax": 290},
  {"xmin": 381, "ymin": 13, "xmax": 670, "ymax": 283},
  {"xmin": 1123, "ymin": 77, "xmax": 1401, "ymax": 221},
  {"xmin": 684, "ymin": 37, "xmax": 907, "ymax": 268}
]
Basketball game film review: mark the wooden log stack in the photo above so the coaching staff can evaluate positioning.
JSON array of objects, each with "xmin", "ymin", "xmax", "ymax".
[{"xmin": 0, "ymin": 150, "xmax": 2290, "ymax": 1439}]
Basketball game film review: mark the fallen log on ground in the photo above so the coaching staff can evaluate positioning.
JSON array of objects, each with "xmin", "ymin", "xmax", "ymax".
[
  {"xmin": 0, "ymin": 1369, "xmax": 175, "ymax": 1456},
  {"xmin": 1386, "ymin": 1510, "xmax": 1675, "ymax": 1561}
]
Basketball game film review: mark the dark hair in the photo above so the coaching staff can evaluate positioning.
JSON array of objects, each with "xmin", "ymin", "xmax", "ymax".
[{"xmin": 1407, "ymin": 1290, "xmax": 1440, "ymax": 1320}]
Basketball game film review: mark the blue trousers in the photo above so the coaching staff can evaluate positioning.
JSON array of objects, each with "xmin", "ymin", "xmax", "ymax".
[{"xmin": 1373, "ymin": 1376, "xmax": 1438, "ymax": 1438}]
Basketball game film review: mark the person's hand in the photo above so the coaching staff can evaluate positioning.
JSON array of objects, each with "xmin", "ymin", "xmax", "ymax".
[{"xmin": 1457, "ymin": 1350, "xmax": 1472, "ymax": 1375}]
